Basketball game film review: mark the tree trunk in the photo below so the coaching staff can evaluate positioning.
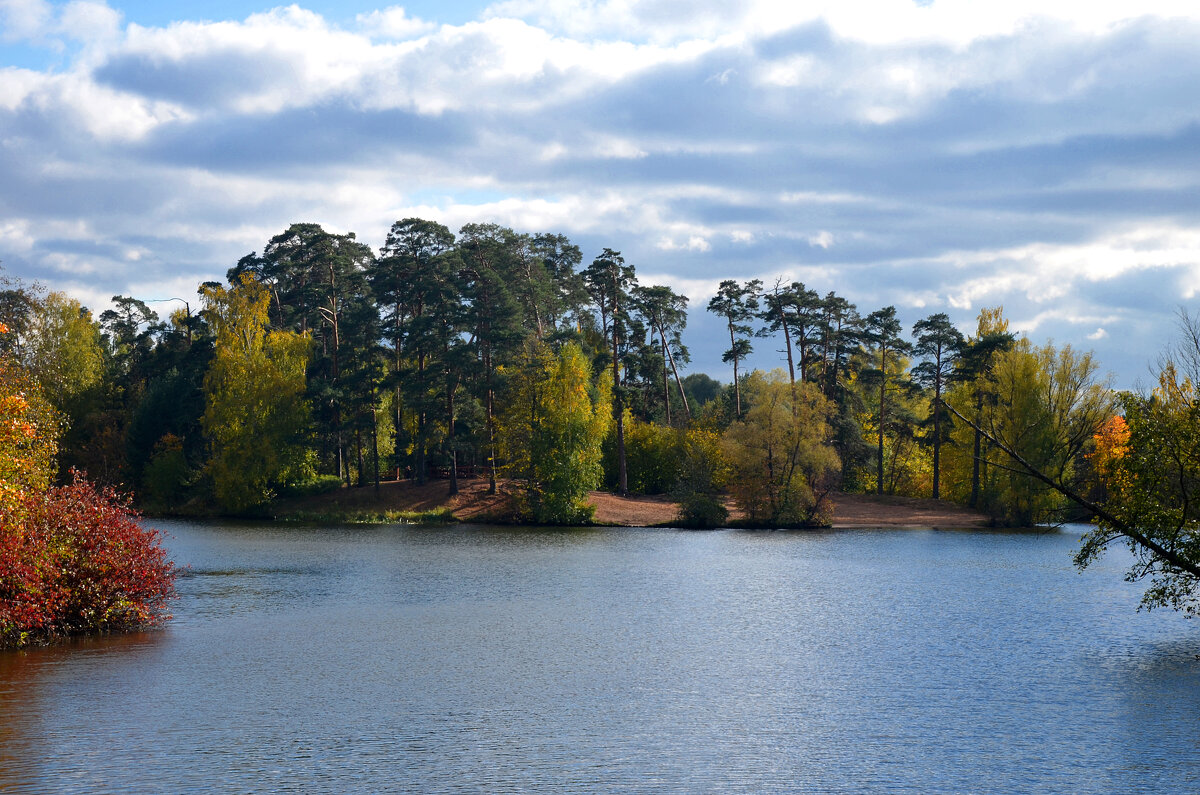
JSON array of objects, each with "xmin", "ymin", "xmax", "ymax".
[
  {"xmin": 729, "ymin": 322, "xmax": 742, "ymax": 417},
  {"xmin": 355, "ymin": 426, "xmax": 363, "ymax": 487},
  {"xmin": 486, "ymin": 350, "xmax": 497, "ymax": 495},
  {"xmin": 660, "ymin": 326, "xmax": 691, "ymax": 421},
  {"xmin": 970, "ymin": 390, "xmax": 983, "ymax": 508},
  {"xmin": 393, "ymin": 319, "xmax": 403, "ymax": 480},
  {"xmin": 777, "ymin": 302, "xmax": 795, "ymax": 387},
  {"xmin": 610, "ymin": 285, "xmax": 628, "ymax": 496},
  {"xmin": 932, "ymin": 375, "xmax": 942, "ymax": 500},
  {"xmin": 372, "ymin": 404, "xmax": 380, "ymax": 492},
  {"xmin": 877, "ymin": 347, "xmax": 886, "ymax": 496},
  {"xmin": 662, "ymin": 338, "xmax": 671, "ymax": 425},
  {"xmin": 415, "ymin": 350, "xmax": 427, "ymax": 484}
]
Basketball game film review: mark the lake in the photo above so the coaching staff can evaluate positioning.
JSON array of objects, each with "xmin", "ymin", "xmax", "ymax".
[{"xmin": 1, "ymin": 521, "xmax": 1197, "ymax": 793}]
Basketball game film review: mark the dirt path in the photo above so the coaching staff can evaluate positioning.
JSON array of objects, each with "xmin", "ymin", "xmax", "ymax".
[{"xmin": 276, "ymin": 478, "xmax": 990, "ymax": 529}]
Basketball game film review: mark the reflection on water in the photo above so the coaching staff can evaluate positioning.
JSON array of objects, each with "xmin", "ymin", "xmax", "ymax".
[{"xmin": 2, "ymin": 522, "xmax": 1198, "ymax": 793}]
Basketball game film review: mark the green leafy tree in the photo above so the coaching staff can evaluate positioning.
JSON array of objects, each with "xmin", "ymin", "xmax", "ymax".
[
  {"xmin": 1079, "ymin": 372, "xmax": 1200, "ymax": 614},
  {"xmin": 529, "ymin": 233, "xmax": 589, "ymax": 336},
  {"xmin": 498, "ymin": 341, "xmax": 612, "ymax": 524},
  {"xmin": 758, "ymin": 280, "xmax": 799, "ymax": 388},
  {"xmin": 200, "ymin": 276, "xmax": 312, "ymax": 513},
  {"xmin": 948, "ymin": 338, "xmax": 1113, "ymax": 525},
  {"xmin": 231, "ymin": 223, "xmax": 377, "ymax": 482},
  {"xmin": 459, "ymin": 223, "xmax": 526, "ymax": 493},
  {"xmin": 939, "ymin": 312, "xmax": 1200, "ymax": 613},
  {"xmin": 22, "ymin": 292, "xmax": 105, "ymax": 415},
  {"xmin": 673, "ymin": 427, "xmax": 729, "ymax": 528},
  {"xmin": 815, "ymin": 291, "xmax": 860, "ymax": 399},
  {"xmin": 721, "ymin": 370, "xmax": 839, "ymax": 526},
  {"xmin": 944, "ymin": 307, "xmax": 1016, "ymax": 508}
]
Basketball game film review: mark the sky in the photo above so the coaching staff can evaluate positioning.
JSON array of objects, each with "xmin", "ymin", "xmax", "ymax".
[{"xmin": 4, "ymin": 0, "xmax": 1200, "ymax": 387}]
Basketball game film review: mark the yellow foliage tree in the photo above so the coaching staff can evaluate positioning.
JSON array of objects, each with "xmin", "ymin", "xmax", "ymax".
[
  {"xmin": 22, "ymin": 292, "xmax": 104, "ymax": 418},
  {"xmin": 201, "ymin": 276, "xmax": 312, "ymax": 513},
  {"xmin": 0, "ymin": 322, "xmax": 59, "ymax": 515},
  {"xmin": 721, "ymin": 370, "xmax": 840, "ymax": 526},
  {"xmin": 497, "ymin": 341, "xmax": 612, "ymax": 524}
]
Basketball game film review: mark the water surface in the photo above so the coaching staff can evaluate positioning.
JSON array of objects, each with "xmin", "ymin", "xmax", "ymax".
[{"xmin": 1, "ymin": 522, "xmax": 1197, "ymax": 793}]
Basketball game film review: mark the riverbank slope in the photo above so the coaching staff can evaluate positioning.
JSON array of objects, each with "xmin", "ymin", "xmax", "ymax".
[{"xmin": 272, "ymin": 478, "xmax": 990, "ymax": 529}]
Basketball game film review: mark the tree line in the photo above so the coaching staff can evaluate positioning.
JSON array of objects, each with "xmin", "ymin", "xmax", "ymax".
[
  {"xmin": 3, "ymin": 216, "xmax": 1200, "ymax": 614},
  {"xmin": 0, "ymin": 219, "xmax": 1112, "ymax": 523}
]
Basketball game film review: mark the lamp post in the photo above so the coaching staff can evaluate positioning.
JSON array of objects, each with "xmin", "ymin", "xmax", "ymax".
[{"xmin": 146, "ymin": 298, "xmax": 193, "ymax": 344}]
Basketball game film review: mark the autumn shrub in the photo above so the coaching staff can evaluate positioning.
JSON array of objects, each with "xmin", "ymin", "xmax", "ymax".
[
  {"xmin": 601, "ymin": 414, "xmax": 685, "ymax": 494},
  {"xmin": 673, "ymin": 428, "xmax": 729, "ymax": 528},
  {"xmin": 721, "ymin": 371, "xmax": 840, "ymax": 527},
  {"xmin": 0, "ymin": 474, "xmax": 176, "ymax": 648}
]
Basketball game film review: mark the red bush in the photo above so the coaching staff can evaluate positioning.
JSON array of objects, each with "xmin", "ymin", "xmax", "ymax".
[{"xmin": 0, "ymin": 473, "xmax": 176, "ymax": 647}]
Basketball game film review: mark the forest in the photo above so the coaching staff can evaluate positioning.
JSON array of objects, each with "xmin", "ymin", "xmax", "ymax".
[{"xmin": 0, "ymin": 217, "xmax": 1122, "ymax": 529}]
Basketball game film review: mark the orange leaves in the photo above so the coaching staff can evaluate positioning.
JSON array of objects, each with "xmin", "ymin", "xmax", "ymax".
[
  {"xmin": 1091, "ymin": 415, "xmax": 1129, "ymax": 471},
  {"xmin": 1089, "ymin": 414, "xmax": 1131, "ymax": 500},
  {"xmin": 0, "ymin": 361, "xmax": 59, "ymax": 515}
]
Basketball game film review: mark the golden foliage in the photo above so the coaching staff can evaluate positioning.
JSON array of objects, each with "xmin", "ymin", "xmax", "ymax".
[
  {"xmin": 721, "ymin": 370, "xmax": 839, "ymax": 526},
  {"xmin": 201, "ymin": 276, "xmax": 312, "ymax": 512}
]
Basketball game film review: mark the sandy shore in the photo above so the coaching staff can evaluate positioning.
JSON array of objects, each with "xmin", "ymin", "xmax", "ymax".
[{"xmin": 275, "ymin": 477, "xmax": 990, "ymax": 529}]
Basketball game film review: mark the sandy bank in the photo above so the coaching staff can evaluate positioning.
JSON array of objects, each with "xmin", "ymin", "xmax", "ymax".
[{"xmin": 273, "ymin": 477, "xmax": 990, "ymax": 529}]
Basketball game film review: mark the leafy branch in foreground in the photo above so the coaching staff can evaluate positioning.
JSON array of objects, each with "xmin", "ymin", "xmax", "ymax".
[{"xmin": 943, "ymin": 395, "xmax": 1200, "ymax": 615}]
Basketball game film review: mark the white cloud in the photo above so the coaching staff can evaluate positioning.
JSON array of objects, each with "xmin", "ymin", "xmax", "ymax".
[
  {"xmin": 357, "ymin": 6, "xmax": 435, "ymax": 39},
  {"xmin": 59, "ymin": 1, "xmax": 120, "ymax": 43},
  {"xmin": 0, "ymin": 0, "xmax": 53, "ymax": 41},
  {"xmin": 483, "ymin": 0, "xmax": 1200, "ymax": 47},
  {"xmin": 2, "ymin": 2, "xmax": 1200, "ymax": 387},
  {"xmin": 807, "ymin": 231, "xmax": 834, "ymax": 249}
]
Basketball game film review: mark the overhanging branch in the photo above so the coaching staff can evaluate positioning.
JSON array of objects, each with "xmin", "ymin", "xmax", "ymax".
[{"xmin": 941, "ymin": 399, "xmax": 1200, "ymax": 578}]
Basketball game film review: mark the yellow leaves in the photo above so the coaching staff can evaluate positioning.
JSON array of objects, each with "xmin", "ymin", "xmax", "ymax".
[
  {"xmin": 0, "ymin": 359, "xmax": 59, "ymax": 515},
  {"xmin": 1153, "ymin": 363, "xmax": 1198, "ymax": 408},
  {"xmin": 23, "ymin": 292, "xmax": 104, "ymax": 409},
  {"xmin": 975, "ymin": 305, "xmax": 1009, "ymax": 338},
  {"xmin": 201, "ymin": 275, "xmax": 311, "ymax": 512},
  {"xmin": 495, "ymin": 340, "xmax": 611, "ymax": 523},
  {"xmin": 721, "ymin": 370, "xmax": 839, "ymax": 525},
  {"xmin": 1091, "ymin": 415, "xmax": 1129, "ymax": 469},
  {"xmin": 1090, "ymin": 414, "xmax": 1132, "ymax": 501}
]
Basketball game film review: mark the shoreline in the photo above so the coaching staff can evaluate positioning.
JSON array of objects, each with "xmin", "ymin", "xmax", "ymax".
[{"xmin": 257, "ymin": 477, "xmax": 992, "ymax": 530}]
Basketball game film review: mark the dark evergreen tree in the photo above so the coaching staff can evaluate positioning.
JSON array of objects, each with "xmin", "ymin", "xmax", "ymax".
[
  {"xmin": 912, "ymin": 313, "xmax": 965, "ymax": 499},
  {"xmin": 707, "ymin": 278, "xmax": 759, "ymax": 417},
  {"xmin": 863, "ymin": 306, "xmax": 913, "ymax": 495},
  {"xmin": 370, "ymin": 218, "xmax": 457, "ymax": 483},
  {"xmin": 632, "ymin": 284, "xmax": 691, "ymax": 425},
  {"xmin": 458, "ymin": 223, "xmax": 526, "ymax": 494},
  {"xmin": 583, "ymin": 248, "xmax": 637, "ymax": 496}
]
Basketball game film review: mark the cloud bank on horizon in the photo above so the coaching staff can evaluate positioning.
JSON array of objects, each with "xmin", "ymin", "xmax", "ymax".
[{"xmin": 3, "ymin": 0, "xmax": 1200, "ymax": 385}]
